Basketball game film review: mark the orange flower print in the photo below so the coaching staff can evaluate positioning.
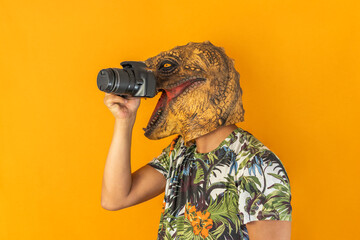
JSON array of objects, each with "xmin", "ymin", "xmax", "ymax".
[
  {"xmin": 169, "ymin": 135, "xmax": 180, "ymax": 157},
  {"xmin": 184, "ymin": 202, "xmax": 197, "ymax": 222},
  {"xmin": 169, "ymin": 140, "xmax": 176, "ymax": 157},
  {"xmin": 184, "ymin": 202, "xmax": 214, "ymax": 239},
  {"xmin": 191, "ymin": 210, "xmax": 213, "ymax": 238}
]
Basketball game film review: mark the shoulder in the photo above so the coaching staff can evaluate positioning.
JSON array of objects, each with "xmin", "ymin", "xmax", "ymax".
[
  {"xmin": 229, "ymin": 128, "xmax": 290, "ymax": 180},
  {"xmin": 227, "ymin": 127, "xmax": 270, "ymax": 156}
]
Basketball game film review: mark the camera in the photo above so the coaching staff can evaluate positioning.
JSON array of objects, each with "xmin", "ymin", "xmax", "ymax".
[{"xmin": 97, "ymin": 61, "xmax": 156, "ymax": 98}]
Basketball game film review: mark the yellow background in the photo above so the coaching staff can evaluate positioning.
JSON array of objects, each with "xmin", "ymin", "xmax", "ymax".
[{"xmin": 1, "ymin": 0, "xmax": 359, "ymax": 239}]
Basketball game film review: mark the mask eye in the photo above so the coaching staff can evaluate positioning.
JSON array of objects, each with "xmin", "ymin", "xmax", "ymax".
[{"xmin": 158, "ymin": 59, "xmax": 178, "ymax": 73}]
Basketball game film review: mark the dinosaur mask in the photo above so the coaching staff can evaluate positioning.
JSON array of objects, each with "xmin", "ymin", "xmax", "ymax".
[{"xmin": 143, "ymin": 41, "xmax": 245, "ymax": 146}]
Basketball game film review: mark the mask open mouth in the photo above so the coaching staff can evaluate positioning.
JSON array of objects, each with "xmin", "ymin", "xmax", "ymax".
[{"xmin": 143, "ymin": 77, "xmax": 206, "ymax": 134}]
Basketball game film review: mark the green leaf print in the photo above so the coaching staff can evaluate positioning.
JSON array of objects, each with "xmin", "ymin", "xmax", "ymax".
[
  {"xmin": 245, "ymin": 192, "xmax": 266, "ymax": 216},
  {"xmin": 207, "ymin": 151, "xmax": 218, "ymax": 165},
  {"xmin": 267, "ymin": 172, "xmax": 287, "ymax": 184},
  {"xmin": 269, "ymin": 183, "xmax": 290, "ymax": 192},
  {"xmin": 194, "ymin": 165, "xmax": 205, "ymax": 184},
  {"xmin": 164, "ymin": 230, "xmax": 173, "ymax": 240},
  {"xmin": 206, "ymin": 188, "xmax": 241, "ymax": 238},
  {"xmin": 237, "ymin": 175, "xmax": 261, "ymax": 193},
  {"xmin": 263, "ymin": 182, "xmax": 292, "ymax": 220}
]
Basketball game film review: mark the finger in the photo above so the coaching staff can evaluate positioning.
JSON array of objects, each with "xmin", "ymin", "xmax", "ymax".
[
  {"xmin": 105, "ymin": 93, "xmax": 128, "ymax": 101},
  {"xmin": 104, "ymin": 95, "xmax": 127, "ymax": 106},
  {"xmin": 112, "ymin": 97, "xmax": 128, "ymax": 104},
  {"xmin": 126, "ymin": 96, "xmax": 141, "ymax": 101}
]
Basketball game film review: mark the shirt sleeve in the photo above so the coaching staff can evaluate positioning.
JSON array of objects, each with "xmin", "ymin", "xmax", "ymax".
[
  {"xmin": 147, "ymin": 136, "xmax": 180, "ymax": 179},
  {"xmin": 237, "ymin": 149, "xmax": 292, "ymax": 225}
]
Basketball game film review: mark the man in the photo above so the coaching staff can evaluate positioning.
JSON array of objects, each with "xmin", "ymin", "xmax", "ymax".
[{"xmin": 101, "ymin": 41, "xmax": 292, "ymax": 239}]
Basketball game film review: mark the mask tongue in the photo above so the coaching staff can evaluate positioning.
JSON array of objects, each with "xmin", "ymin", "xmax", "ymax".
[{"xmin": 164, "ymin": 80, "xmax": 195, "ymax": 103}]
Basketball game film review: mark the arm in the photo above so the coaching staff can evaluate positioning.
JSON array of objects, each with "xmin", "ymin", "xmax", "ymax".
[
  {"xmin": 246, "ymin": 220, "xmax": 291, "ymax": 240},
  {"xmin": 100, "ymin": 93, "xmax": 166, "ymax": 211}
]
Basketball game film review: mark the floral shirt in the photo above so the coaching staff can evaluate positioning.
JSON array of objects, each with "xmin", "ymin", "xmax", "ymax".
[{"xmin": 147, "ymin": 127, "xmax": 292, "ymax": 240}]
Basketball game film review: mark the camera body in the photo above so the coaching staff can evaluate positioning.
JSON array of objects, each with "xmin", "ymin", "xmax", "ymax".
[{"xmin": 97, "ymin": 61, "xmax": 156, "ymax": 98}]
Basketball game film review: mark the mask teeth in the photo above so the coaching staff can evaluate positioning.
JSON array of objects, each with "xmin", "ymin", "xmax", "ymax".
[{"xmin": 145, "ymin": 108, "xmax": 164, "ymax": 131}]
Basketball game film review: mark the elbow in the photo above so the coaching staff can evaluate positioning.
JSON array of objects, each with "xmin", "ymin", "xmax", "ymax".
[
  {"xmin": 101, "ymin": 203, "xmax": 119, "ymax": 211},
  {"xmin": 101, "ymin": 198, "xmax": 124, "ymax": 211}
]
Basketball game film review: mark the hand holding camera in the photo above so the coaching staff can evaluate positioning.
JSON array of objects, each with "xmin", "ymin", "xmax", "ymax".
[{"xmin": 103, "ymin": 93, "xmax": 140, "ymax": 123}]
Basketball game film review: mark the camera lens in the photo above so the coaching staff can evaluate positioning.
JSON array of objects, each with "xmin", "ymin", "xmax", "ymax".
[
  {"xmin": 97, "ymin": 68, "xmax": 135, "ymax": 95},
  {"xmin": 97, "ymin": 69, "xmax": 115, "ymax": 92},
  {"xmin": 97, "ymin": 61, "xmax": 156, "ymax": 98}
]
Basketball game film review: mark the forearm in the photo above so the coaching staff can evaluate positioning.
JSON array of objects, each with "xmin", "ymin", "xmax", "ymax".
[
  {"xmin": 246, "ymin": 220, "xmax": 291, "ymax": 240},
  {"xmin": 101, "ymin": 118, "xmax": 134, "ymax": 210}
]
